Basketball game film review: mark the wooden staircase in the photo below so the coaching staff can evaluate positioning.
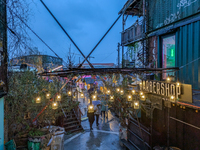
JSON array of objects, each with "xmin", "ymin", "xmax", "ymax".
[{"xmin": 63, "ymin": 108, "xmax": 83, "ymax": 133}]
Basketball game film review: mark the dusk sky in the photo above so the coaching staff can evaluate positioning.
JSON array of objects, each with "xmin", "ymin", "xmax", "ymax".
[{"xmin": 28, "ymin": 0, "xmax": 135, "ymax": 65}]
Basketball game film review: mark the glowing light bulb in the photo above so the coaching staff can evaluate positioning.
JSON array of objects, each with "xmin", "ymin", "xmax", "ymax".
[
  {"xmin": 140, "ymin": 92, "xmax": 143, "ymax": 95},
  {"xmin": 132, "ymin": 90, "xmax": 135, "ymax": 94},
  {"xmin": 177, "ymin": 82, "xmax": 180, "ymax": 86},
  {"xmin": 135, "ymin": 102, "xmax": 138, "ymax": 106}
]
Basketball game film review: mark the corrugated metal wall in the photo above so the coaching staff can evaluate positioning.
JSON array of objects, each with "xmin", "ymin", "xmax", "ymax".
[
  {"xmin": 176, "ymin": 21, "xmax": 200, "ymax": 89},
  {"xmin": 148, "ymin": 0, "xmax": 200, "ymax": 31}
]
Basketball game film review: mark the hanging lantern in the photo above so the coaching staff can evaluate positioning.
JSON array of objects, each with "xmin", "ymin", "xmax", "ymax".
[
  {"xmin": 52, "ymin": 101, "xmax": 58, "ymax": 110},
  {"xmin": 116, "ymin": 88, "xmax": 120, "ymax": 93},
  {"xmin": 120, "ymin": 90, "xmax": 124, "ymax": 95},
  {"xmin": 68, "ymin": 91, "xmax": 72, "ymax": 96},
  {"xmin": 140, "ymin": 95, "xmax": 146, "ymax": 101},
  {"xmin": 166, "ymin": 76, "xmax": 171, "ymax": 82},
  {"xmin": 46, "ymin": 92, "xmax": 51, "ymax": 99},
  {"xmin": 134, "ymin": 101, "xmax": 140, "ymax": 109},
  {"xmin": 110, "ymin": 95, "xmax": 114, "ymax": 102},
  {"xmin": 177, "ymin": 82, "xmax": 180, "ymax": 86},
  {"xmin": 107, "ymin": 90, "xmax": 111, "ymax": 95},
  {"xmin": 127, "ymin": 95, "xmax": 132, "ymax": 102},
  {"xmin": 36, "ymin": 96, "xmax": 41, "ymax": 103},
  {"xmin": 56, "ymin": 94, "xmax": 61, "ymax": 101},
  {"xmin": 132, "ymin": 90, "xmax": 136, "ymax": 95},
  {"xmin": 170, "ymin": 95, "xmax": 175, "ymax": 102},
  {"xmin": 88, "ymin": 104, "xmax": 94, "ymax": 113},
  {"xmin": 93, "ymin": 95, "xmax": 97, "ymax": 100},
  {"xmin": 140, "ymin": 91, "xmax": 143, "ymax": 96},
  {"xmin": 80, "ymin": 92, "xmax": 84, "ymax": 98}
]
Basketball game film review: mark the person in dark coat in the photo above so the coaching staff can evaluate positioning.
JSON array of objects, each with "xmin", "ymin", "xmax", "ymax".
[{"xmin": 87, "ymin": 104, "xmax": 95, "ymax": 130}]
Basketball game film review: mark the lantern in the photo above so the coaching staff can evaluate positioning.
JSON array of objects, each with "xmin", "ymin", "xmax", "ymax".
[
  {"xmin": 52, "ymin": 101, "xmax": 58, "ymax": 110},
  {"xmin": 120, "ymin": 90, "xmax": 124, "ymax": 95},
  {"xmin": 107, "ymin": 90, "xmax": 111, "ymax": 95},
  {"xmin": 80, "ymin": 92, "xmax": 84, "ymax": 98},
  {"xmin": 93, "ymin": 95, "xmax": 97, "ymax": 100},
  {"xmin": 68, "ymin": 91, "xmax": 72, "ymax": 96},
  {"xmin": 110, "ymin": 95, "xmax": 114, "ymax": 102},
  {"xmin": 56, "ymin": 94, "xmax": 61, "ymax": 101},
  {"xmin": 88, "ymin": 104, "xmax": 94, "ymax": 113},
  {"xmin": 116, "ymin": 88, "xmax": 120, "ymax": 93},
  {"xmin": 36, "ymin": 96, "xmax": 41, "ymax": 103},
  {"xmin": 170, "ymin": 95, "xmax": 175, "ymax": 102},
  {"xmin": 46, "ymin": 92, "xmax": 51, "ymax": 99},
  {"xmin": 134, "ymin": 101, "xmax": 140, "ymax": 109},
  {"xmin": 127, "ymin": 95, "xmax": 132, "ymax": 102},
  {"xmin": 140, "ymin": 91, "xmax": 143, "ymax": 96},
  {"xmin": 132, "ymin": 90, "xmax": 136, "ymax": 95},
  {"xmin": 167, "ymin": 77, "xmax": 171, "ymax": 82},
  {"xmin": 177, "ymin": 82, "xmax": 180, "ymax": 86},
  {"xmin": 140, "ymin": 95, "xmax": 146, "ymax": 101}
]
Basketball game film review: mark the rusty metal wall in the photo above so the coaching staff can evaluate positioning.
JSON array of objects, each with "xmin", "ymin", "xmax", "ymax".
[{"xmin": 148, "ymin": 0, "xmax": 200, "ymax": 31}]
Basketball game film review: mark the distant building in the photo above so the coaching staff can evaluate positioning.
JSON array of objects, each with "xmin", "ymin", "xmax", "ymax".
[
  {"xmin": 80, "ymin": 63, "xmax": 115, "ymax": 68},
  {"xmin": 10, "ymin": 55, "xmax": 63, "ymax": 71}
]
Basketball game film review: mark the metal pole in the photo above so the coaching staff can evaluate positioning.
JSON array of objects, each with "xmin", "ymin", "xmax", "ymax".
[
  {"xmin": 122, "ymin": 14, "xmax": 125, "ymax": 68},
  {"xmin": 117, "ymin": 43, "xmax": 120, "ymax": 68},
  {"xmin": 142, "ymin": 0, "xmax": 145, "ymax": 67}
]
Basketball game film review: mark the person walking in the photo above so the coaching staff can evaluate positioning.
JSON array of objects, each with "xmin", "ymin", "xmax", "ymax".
[
  {"xmin": 101, "ymin": 99, "xmax": 107, "ymax": 118},
  {"xmin": 94, "ymin": 104, "xmax": 101, "ymax": 126},
  {"xmin": 87, "ymin": 104, "xmax": 95, "ymax": 130}
]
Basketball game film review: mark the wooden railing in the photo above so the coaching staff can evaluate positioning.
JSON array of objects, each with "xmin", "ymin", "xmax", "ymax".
[{"xmin": 121, "ymin": 21, "xmax": 144, "ymax": 46}]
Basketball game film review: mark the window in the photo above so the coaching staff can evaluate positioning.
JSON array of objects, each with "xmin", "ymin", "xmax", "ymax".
[{"xmin": 162, "ymin": 35, "xmax": 175, "ymax": 79}]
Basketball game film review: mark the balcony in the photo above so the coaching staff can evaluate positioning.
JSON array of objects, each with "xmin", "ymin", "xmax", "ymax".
[{"xmin": 121, "ymin": 21, "xmax": 144, "ymax": 46}]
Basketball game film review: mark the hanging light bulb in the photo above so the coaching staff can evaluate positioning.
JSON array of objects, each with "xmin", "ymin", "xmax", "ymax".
[
  {"xmin": 140, "ymin": 91, "xmax": 143, "ymax": 96},
  {"xmin": 110, "ymin": 95, "xmax": 114, "ymax": 102},
  {"xmin": 93, "ymin": 95, "xmax": 97, "ymax": 100},
  {"xmin": 80, "ymin": 92, "xmax": 84, "ymax": 98},
  {"xmin": 120, "ymin": 90, "xmax": 124, "ymax": 95},
  {"xmin": 116, "ymin": 88, "xmax": 120, "ymax": 93},
  {"xmin": 68, "ymin": 91, "xmax": 72, "ymax": 96},
  {"xmin": 127, "ymin": 95, "xmax": 132, "ymax": 102},
  {"xmin": 140, "ymin": 95, "xmax": 146, "ymax": 101},
  {"xmin": 56, "ymin": 94, "xmax": 61, "ymax": 101},
  {"xmin": 36, "ymin": 96, "xmax": 41, "ymax": 103},
  {"xmin": 52, "ymin": 101, "xmax": 58, "ymax": 110},
  {"xmin": 46, "ymin": 92, "xmax": 51, "ymax": 99},
  {"xmin": 134, "ymin": 101, "xmax": 140, "ymax": 109},
  {"xmin": 167, "ymin": 76, "xmax": 171, "ymax": 82},
  {"xmin": 132, "ymin": 90, "xmax": 136, "ymax": 95},
  {"xmin": 170, "ymin": 95, "xmax": 175, "ymax": 102},
  {"xmin": 88, "ymin": 104, "xmax": 94, "ymax": 113},
  {"xmin": 177, "ymin": 82, "xmax": 180, "ymax": 86},
  {"xmin": 107, "ymin": 90, "xmax": 111, "ymax": 95}
]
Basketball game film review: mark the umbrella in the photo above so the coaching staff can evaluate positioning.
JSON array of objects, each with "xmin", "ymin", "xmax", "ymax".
[{"xmin": 92, "ymin": 100, "xmax": 101, "ymax": 106}]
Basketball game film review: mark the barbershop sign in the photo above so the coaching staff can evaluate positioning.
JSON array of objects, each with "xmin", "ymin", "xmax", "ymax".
[{"xmin": 140, "ymin": 80, "xmax": 181, "ymax": 99}]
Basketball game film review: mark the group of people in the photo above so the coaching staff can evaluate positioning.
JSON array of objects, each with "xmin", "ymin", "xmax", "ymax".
[{"xmin": 87, "ymin": 99, "xmax": 107, "ymax": 130}]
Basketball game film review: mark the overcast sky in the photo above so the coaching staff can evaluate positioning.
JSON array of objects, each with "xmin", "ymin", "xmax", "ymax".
[{"xmin": 28, "ymin": 0, "xmax": 135, "ymax": 64}]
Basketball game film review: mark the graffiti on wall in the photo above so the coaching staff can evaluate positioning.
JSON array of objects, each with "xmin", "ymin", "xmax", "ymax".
[
  {"xmin": 156, "ymin": 0, "xmax": 198, "ymax": 28},
  {"xmin": 177, "ymin": 0, "xmax": 197, "ymax": 9}
]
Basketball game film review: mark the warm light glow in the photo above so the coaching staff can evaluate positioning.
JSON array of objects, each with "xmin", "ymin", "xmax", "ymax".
[
  {"xmin": 116, "ymin": 88, "xmax": 120, "ymax": 92},
  {"xmin": 177, "ymin": 82, "xmax": 180, "ymax": 86},
  {"xmin": 120, "ymin": 90, "xmax": 124, "ymax": 94},
  {"xmin": 68, "ymin": 91, "xmax": 71, "ymax": 96},
  {"xmin": 142, "ymin": 95, "xmax": 145, "ymax": 98},
  {"xmin": 110, "ymin": 96, "xmax": 114, "ymax": 99},
  {"xmin": 132, "ymin": 90, "xmax": 135, "ymax": 94},
  {"xmin": 171, "ymin": 96, "xmax": 174, "ymax": 99},
  {"xmin": 135, "ymin": 102, "xmax": 138, "ymax": 106},
  {"xmin": 90, "ymin": 106, "xmax": 93, "ymax": 109},
  {"xmin": 47, "ymin": 94, "xmax": 50, "ymax": 97},
  {"xmin": 54, "ymin": 103, "xmax": 57, "ymax": 106},
  {"xmin": 128, "ymin": 95, "xmax": 132, "ymax": 99},
  {"xmin": 56, "ymin": 94, "xmax": 61, "ymax": 101},
  {"xmin": 140, "ymin": 82, "xmax": 142, "ymax": 85},
  {"xmin": 167, "ymin": 77, "xmax": 171, "ymax": 81},
  {"xmin": 140, "ymin": 92, "xmax": 143, "ymax": 95},
  {"xmin": 107, "ymin": 90, "xmax": 111, "ymax": 94},
  {"xmin": 36, "ymin": 96, "xmax": 41, "ymax": 103},
  {"xmin": 58, "ymin": 95, "xmax": 61, "ymax": 98},
  {"xmin": 52, "ymin": 101, "xmax": 58, "ymax": 109}
]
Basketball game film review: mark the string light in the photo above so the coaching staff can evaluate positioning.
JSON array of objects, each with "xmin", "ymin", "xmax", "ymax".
[
  {"xmin": 110, "ymin": 95, "xmax": 114, "ymax": 102},
  {"xmin": 56, "ymin": 94, "xmax": 61, "ymax": 101},
  {"xmin": 116, "ymin": 88, "xmax": 120, "ymax": 93},
  {"xmin": 46, "ymin": 92, "xmax": 51, "ymax": 99},
  {"xmin": 68, "ymin": 91, "xmax": 72, "ymax": 96},
  {"xmin": 52, "ymin": 101, "xmax": 58, "ymax": 110},
  {"xmin": 127, "ymin": 95, "xmax": 132, "ymax": 102},
  {"xmin": 170, "ymin": 95, "xmax": 175, "ymax": 102},
  {"xmin": 36, "ymin": 96, "xmax": 41, "ymax": 103},
  {"xmin": 107, "ymin": 90, "xmax": 111, "ymax": 95},
  {"xmin": 140, "ymin": 95, "xmax": 145, "ymax": 101},
  {"xmin": 120, "ymin": 90, "xmax": 124, "ymax": 95},
  {"xmin": 167, "ymin": 77, "xmax": 171, "ymax": 82},
  {"xmin": 140, "ymin": 91, "xmax": 143, "ymax": 96},
  {"xmin": 88, "ymin": 104, "xmax": 94, "ymax": 113},
  {"xmin": 132, "ymin": 90, "xmax": 136, "ymax": 95},
  {"xmin": 177, "ymin": 82, "xmax": 180, "ymax": 86},
  {"xmin": 80, "ymin": 92, "xmax": 84, "ymax": 98},
  {"xmin": 93, "ymin": 95, "xmax": 97, "ymax": 100},
  {"xmin": 134, "ymin": 101, "xmax": 139, "ymax": 109}
]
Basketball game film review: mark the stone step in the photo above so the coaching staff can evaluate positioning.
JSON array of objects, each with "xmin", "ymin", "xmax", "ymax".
[
  {"xmin": 64, "ymin": 124, "xmax": 80, "ymax": 130},
  {"xmin": 63, "ymin": 121, "xmax": 79, "ymax": 126}
]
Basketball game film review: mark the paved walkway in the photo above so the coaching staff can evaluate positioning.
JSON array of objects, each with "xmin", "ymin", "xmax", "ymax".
[{"xmin": 64, "ymin": 110, "xmax": 125, "ymax": 150}]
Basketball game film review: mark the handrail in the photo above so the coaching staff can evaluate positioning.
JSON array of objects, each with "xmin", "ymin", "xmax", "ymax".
[{"xmin": 78, "ymin": 106, "xmax": 83, "ymax": 116}]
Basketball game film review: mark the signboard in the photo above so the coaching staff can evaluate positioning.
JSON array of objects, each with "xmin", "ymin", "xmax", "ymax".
[{"xmin": 140, "ymin": 80, "xmax": 192, "ymax": 103}]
